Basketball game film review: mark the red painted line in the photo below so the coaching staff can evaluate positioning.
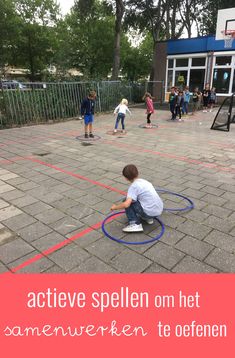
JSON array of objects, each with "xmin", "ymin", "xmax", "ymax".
[
  {"xmin": 101, "ymin": 139, "xmax": 235, "ymax": 174},
  {"xmin": 26, "ymin": 156, "xmax": 126, "ymax": 195},
  {"xmin": 10, "ymin": 213, "xmax": 122, "ymax": 273}
]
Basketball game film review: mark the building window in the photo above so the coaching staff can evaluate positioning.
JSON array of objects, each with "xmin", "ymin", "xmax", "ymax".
[
  {"xmin": 192, "ymin": 57, "xmax": 206, "ymax": 66},
  {"xmin": 232, "ymin": 69, "xmax": 235, "ymax": 94},
  {"xmin": 176, "ymin": 58, "xmax": 188, "ymax": 67},
  {"xmin": 213, "ymin": 68, "xmax": 231, "ymax": 93},
  {"xmin": 215, "ymin": 56, "xmax": 232, "ymax": 66},
  {"xmin": 175, "ymin": 70, "xmax": 188, "ymax": 89},
  {"xmin": 168, "ymin": 59, "xmax": 174, "ymax": 68},
  {"xmin": 189, "ymin": 69, "xmax": 205, "ymax": 91},
  {"xmin": 167, "ymin": 70, "xmax": 173, "ymax": 90}
]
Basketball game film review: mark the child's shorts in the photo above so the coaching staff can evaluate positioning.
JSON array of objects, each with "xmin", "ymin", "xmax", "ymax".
[{"xmin": 84, "ymin": 114, "xmax": 94, "ymax": 125}]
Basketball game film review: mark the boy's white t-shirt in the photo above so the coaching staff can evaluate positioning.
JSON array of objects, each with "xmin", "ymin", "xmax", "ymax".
[
  {"xmin": 127, "ymin": 178, "xmax": 163, "ymax": 217},
  {"xmin": 114, "ymin": 104, "xmax": 131, "ymax": 115}
]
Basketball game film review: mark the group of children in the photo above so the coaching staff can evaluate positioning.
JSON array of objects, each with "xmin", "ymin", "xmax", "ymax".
[
  {"xmin": 80, "ymin": 90, "xmax": 162, "ymax": 233},
  {"xmin": 80, "ymin": 90, "xmax": 154, "ymax": 137},
  {"xmin": 169, "ymin": 84, "xmax": 217, "ymax": 120}
]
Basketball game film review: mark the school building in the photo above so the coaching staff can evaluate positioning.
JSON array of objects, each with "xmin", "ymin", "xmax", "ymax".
[{"xmin": 154, "ymin": 35, "xmax": 235, "ymax": 102}]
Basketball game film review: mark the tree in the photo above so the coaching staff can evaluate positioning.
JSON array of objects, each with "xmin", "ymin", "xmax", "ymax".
[
  {"xmin": 13, "ymin": 0, "xmax": 60, "ymax": 80},
  {"xmin": 59, "ymin": 0, "xmax": 115, "ymax": 79},
  {"xmin": 0, "ymin": 0, "xmax": 20, "ymax": 74},
  {"xmin": 199, "ymin": 0, "xmax": 235, "ymax": 35},
  {"xmin": 111, "ymin": 0, "xmax": 125, "ymax": 79}
]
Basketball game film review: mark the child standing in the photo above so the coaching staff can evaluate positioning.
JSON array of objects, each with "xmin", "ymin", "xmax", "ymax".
[
  {"xmin": 202, "ymin": 83, "xmax": 211, "ymax": 112},
  {"xmin": 169, "ymin": 87, "xmax": 177, "ymax": 120},
  {"xmin": 175, "ymin": 90, "xmax": 184, "ymax": 120},
  {"xmin": 182, "ymin": 86, "xmax": 190, "ymax": 115},
  {"xmin": 111, "ymin": 164, "xmax": 163, "ymax": 232},
  {"xmin": 209, "ymin": 87, "xmax": 216, "ymax": 112},
  {"xmin": 192, "ymin": 87, "xmax": 201, "ymax": 115},
  {"xmin": 113, "ymin": 98, "xmax": 131, "ymax": 133},
  {"xmin": 143, "ymin": 92, "xmax": 154, "ymax": 128},
  {"xmin": 81, "ymin": 90, "xmax": 96, "ymax": 138}
]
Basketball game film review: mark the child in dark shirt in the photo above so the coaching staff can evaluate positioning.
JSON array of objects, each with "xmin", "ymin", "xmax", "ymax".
[
  {"xmin": 202, "ymin": 83, "xmax": 211, "ymax": 112},
  {"xmin": 169, "ymin": 87, "xmax": 177, "ymax": 120},
  {"xmin": 81, "ymin": 90, "xmax": 96, "ymax": 138},
  {"xmin": 192, "ymin": 87, "xmax": 201, "ymax": 115},
  {"xmin": 175, "ymin": 90, "xmax": 184, "ymax": 120}
]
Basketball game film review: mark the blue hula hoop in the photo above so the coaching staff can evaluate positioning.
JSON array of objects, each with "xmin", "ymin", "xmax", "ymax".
[
  {"xmin": 156, "ymin": 188, "xmax": 194, "ymax": 212},
  {"xmin": 101, "ymin": 211, "xmax": 165, "ymax": 245}
]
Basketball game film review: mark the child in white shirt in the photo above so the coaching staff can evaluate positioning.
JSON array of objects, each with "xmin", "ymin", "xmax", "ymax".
[
  {"xmin": 113, "ymin": 98, "xmax": 131, "ymax": 133},
  {"xmin": 111, "ymin": 164, "xmax": 163, "ymax": 232}
]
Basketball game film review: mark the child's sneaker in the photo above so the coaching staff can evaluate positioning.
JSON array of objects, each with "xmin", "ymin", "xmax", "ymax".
[
  {"xmin": 141, "ymin": 217, "xmax": 154, "ymax": 225},
  {"xmin": 122, "ymin": 223, "xmax": 143, "ymax": 232},
  {"xmin": 113, "ymin": 129, "xmax": 117, "ymax": 133},
  {"xmin": 84, "ymin": 133, "xmax": 89, "ymax": 138},
  {"xmin": 121, "ymin": 130, "xmax": 125, "ymax": 134},
  {"xmin": 89, "ymin": 133, "xmax": 94, "ymax": 138}
]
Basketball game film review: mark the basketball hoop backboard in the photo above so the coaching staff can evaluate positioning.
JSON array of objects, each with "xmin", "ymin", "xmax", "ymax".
[{"xmin": 216, "ymin": 8, "xmax": 235, "ymax": 40}]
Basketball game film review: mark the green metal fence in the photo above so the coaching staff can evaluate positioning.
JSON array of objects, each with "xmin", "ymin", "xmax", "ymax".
[{"xmin": 0, "ymin": 80, "xmax": 164, "ymax": 128}]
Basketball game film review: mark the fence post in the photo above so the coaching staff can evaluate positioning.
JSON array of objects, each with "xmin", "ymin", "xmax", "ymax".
[{"xmin": 97, "ymin": 82, "xmax": 102, "ymax": 113}]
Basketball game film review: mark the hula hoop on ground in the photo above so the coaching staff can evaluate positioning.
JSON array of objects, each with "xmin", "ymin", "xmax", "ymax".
[
  {"xmin": 76, "ymin": 135, "xmax": 101, "ymax": 142},
  {"xmin": 139, "ymin": 123, "xmax": 158, "ymax": 128},
  {"xmin": 156, "ymin": 188, "xmax": 194, "ymax": 212},
  {"xmin": 106, "ymin": 130, "xmax": 127, "ymax": 135},
  {"xmin": 101, "ymin": 211, "xmax": 165, "ymax": 245}
]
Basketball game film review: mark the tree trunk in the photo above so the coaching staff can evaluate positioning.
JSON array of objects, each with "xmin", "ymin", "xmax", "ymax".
[{"xmin": 111, "ymin": 0, "xmax": 125, "ymax": 80}]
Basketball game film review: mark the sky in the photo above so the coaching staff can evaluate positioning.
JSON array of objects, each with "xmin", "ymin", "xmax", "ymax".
[{"xmin": 58, "ymin": 0, "xmax": 74, "ymax": 15}]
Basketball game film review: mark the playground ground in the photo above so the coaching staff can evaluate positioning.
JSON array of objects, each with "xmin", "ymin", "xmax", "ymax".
[{"xmin": 0, "ymin": 107, "xmax": 234, "ymax": 273}]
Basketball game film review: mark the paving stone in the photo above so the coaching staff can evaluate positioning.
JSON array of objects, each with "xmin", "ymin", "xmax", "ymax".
[
  {"xmin": 202, "ymin": 204, "xmax": 232, "ymax": 219},
  {"xmin": 144, "ymin": 263, "xmax": 170, "ymax": 273},
  {"xmin": 66, "ymin": 204, "xmax": 94, "ymax": 220},
  {"xmin": 3, "ymin": 213, "xmax": 36, "ymax": 231},
  {"xmin": 0, "ymin": 199, "xmax": 9, "ymax": 209},
  {"xmin": 181, "ymin": 209, "xmax": 209, "ymax": 223},
  {"xmin": 31, "ymin": 232, "xmax": 66, "ymax": 251},
  {"xmin": 35, "ymin": 208, "xmax": 66, "ymax": 225},
  {"xmin": 0, "ymin": 261, "xmax": 9, "ymax": 273},
  {"xmin": 110, "ymin": 249, "xmax": 152, "ymax": 273},
  {"xmin": 86, "ymin": 237, "xmax": 125, "ymax": 262},
  {"xmin": 11, "ymin": 195, "xmax": 39, "ymax": 208},
  {"xmin": 202, "ymin": 215, "xmax": 235, "ymax": 234},
  {"xmin": 48, "ymin": 243, "xmax": 90, "ymax": 271},
  {"xmin": 149, "ymin": 227, "xmax": 185, "ymax": 245},
  {"xmin": 202, "ymin": 194, "xmax": 228, "ymax": 206},
  {"xmin": 68, "ymin": 229, "xmax": 103, "ymax": 248},
  {"xmin": 9, "ymin": 250, "xmax": 54, "ymax": 273},
  {"xmin": 23, "ymin": 201, "xmax": 52, "ymax": 215},
  {"xmin": 0, "ymin": 205, "xmax": 22, "ymax": 221},
  {"xmin": 177, "ymin": 220, "xmax": 212, "ymax": 240},
  {"xmin": 144, "ymin": 242, "xmax": 185, "ymax": 270},
  {"xmin": 80, "ymin": 212, "xmax": 105, "ymax": 226},
  {"xmin": 205, "ymin": 248, "xmax": 235, "ymax": 272},
  {"xmin": 49, "ymin": 216, "xmax": 84, "ymax": 235},
  {"xmin": 0, "ymin": 183, "xmax": 16, "ymax": 194},
  {"xmin": 204, "ymin": 230, "xmax": 235, "ymax": 253},
  {"xmin": 1, "ymin": 189, "xmax": 25, "ymax": 201},
  {"xmin": 17, "ymin": 222, "xmax": 53, "ymax": 243},
  {"xmin": 0, "ymin": 228, "xmax": 16, "ymax": 245},
  {"xmin": 43, "ymin": 265, "xmax": 65, "ymax": 273},
  {"xmin": 172, "ymin": 256, "xmax": 217, "ymax": 273},
  {"xmin": 175, "ymin": 236, "xmax": 213, "ymax": 260},
  {"xmin": 0, "ymin": 173, "xmax": 19, "ymax": 181},
  {"xmin": 157, "ymin": 213, "xmax": 186, "ymax": 229},
  {"xmin": 0, "ymin": 238, "xmax": 34, "ymax": 264},
  {"xmin": 70, "ymin": 256, "xmax": 117, "ymax": 273}
]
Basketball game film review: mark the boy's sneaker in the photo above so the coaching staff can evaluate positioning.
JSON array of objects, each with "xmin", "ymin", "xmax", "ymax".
[
  {"xmin": 121, "ymin": 130, "xmax": 126, "ymax": 133},
  {"xmin": 113, "ymin": 129, "xmax": 117, "ymax": 133},
  {"xmin": 89, "ymin": 133, "xmax": 94, "ymax": 138},
  {"xmin": 84, "ymin": 133, "xmax": 89, "ymax": 138},
  {"xmin": 122, "ymin": 223, "xmax": 143, "ymax": 233},
  {"xmin": 141, "ymin": 217, "xmax": 154, "ymax": 225}
]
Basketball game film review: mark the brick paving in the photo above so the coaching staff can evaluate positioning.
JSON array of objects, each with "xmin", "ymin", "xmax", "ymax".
[{"xmin": 0, "ymin": 107, "xmax": 234, "ymax": 273}]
